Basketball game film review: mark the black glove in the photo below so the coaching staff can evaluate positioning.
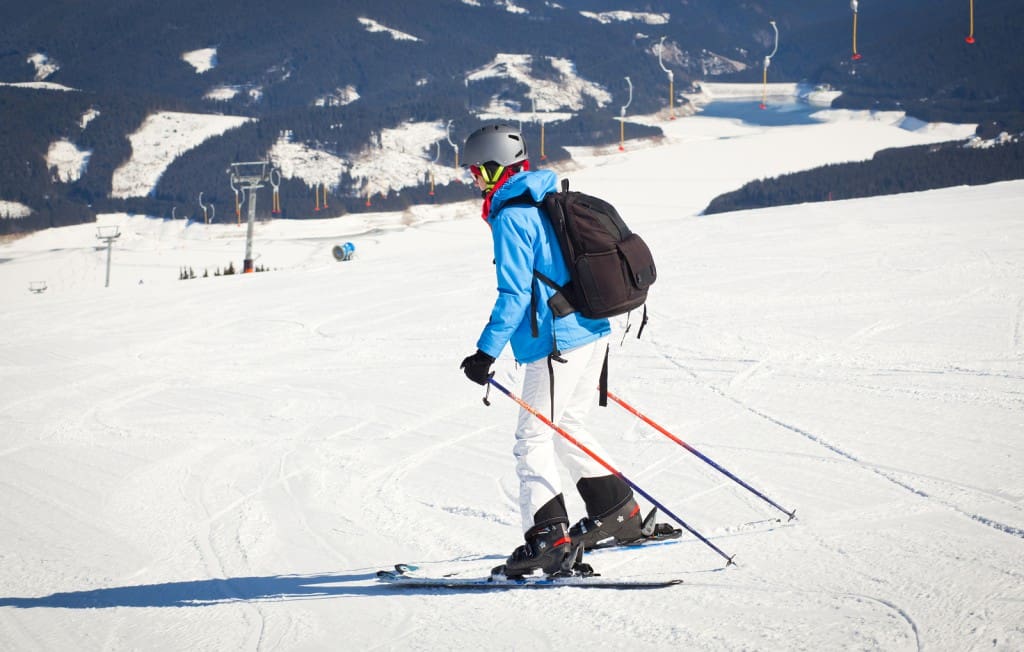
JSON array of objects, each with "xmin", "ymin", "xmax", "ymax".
[{"xmin": 460, "ymin": 350, "xmax": 495, "ymax": 385}]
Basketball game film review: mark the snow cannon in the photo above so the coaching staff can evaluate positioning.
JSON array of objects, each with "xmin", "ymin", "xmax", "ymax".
[{"xmin": 333, "ymin": 242, "xmax": 355, "ymax": 262}]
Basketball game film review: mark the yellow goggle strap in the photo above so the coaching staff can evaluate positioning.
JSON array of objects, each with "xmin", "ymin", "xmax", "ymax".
[{"xmin": 478, "ymin": 164, "xmax": 505, "ymax": 188}]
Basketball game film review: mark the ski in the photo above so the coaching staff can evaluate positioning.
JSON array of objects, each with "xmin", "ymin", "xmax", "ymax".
[
  {"xmin": 376, "ymin": 564, "xmax": 682, "ymax": 590},
  {"xmin": 587, "ymin": 530, "xmax": 683, "ymax": 551},
  {"xmin": 587, "ymin": 536, "xmax": 681, "ymax": 552}
]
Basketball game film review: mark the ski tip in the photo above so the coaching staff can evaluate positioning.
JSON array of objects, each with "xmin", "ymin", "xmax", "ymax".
[{"xmin": 393, "ymin": 563, "xmax": 419, "ymax": 574}]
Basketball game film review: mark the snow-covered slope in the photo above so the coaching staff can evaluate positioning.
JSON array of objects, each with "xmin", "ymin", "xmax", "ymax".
[
  {"xmin": 467, "ymin": 53, "xmax": 612, "ymax": 112},
  {"xmin": 181, "ymin": 47, "xmax": 218, "ymax": 74},
  {"xmin": 0, "ymin": 109, "xmax": 1021, "ymax": 651},
  {"xmin": 110, "ymin": 112, "xmax": 254, "ymax": 199},
  {"xmin": 46, "ymin": 139, "xmax": 91, "ymax": 183}
]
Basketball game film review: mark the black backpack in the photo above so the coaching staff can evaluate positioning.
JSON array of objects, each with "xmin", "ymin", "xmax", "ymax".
[
  {"xmin": 511, "ymin": 178, "xmax": 656, "ymax": 414},
  {"xmin": 529, "ymin": 178, "xmax": 656, "ymax": 329}
]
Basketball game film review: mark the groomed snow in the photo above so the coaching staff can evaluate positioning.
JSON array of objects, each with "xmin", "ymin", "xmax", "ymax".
[
  {"xmin": 499, "ymin": 0, "xmax": 528, "ymax": 15},
  {"xmin": 110, "ymin": 112, "xmax": 254, "ymax": 199},
  {"xmin": 0, "ymin": 81, "xmax": 77, "ymax": 92},
  {"xmin": 467, "ymin": 53, "xmax": 612, "ymax": 112},
  {"xmin": 46, "ymin": 139, "xmax": 92, "ymax": 183},
  {"xmin": 0, "ymin": 108, "xmax": 1021, "ymax": 651},
  {"xmin": 580, "ymin": 10, "xmax": 670, "ymax": 25},
  {"xmin": 357, "ymin": 17, "xmax": 421, "ymax": 42},
  {"xmin": 204, "ymin": 85, "xmax": 243, "ymax": 102},
  {"xmin": 269, "ymin": 133, "xmax": 350, "ymax": 191},
  {"xmin": 347, "ymin": 121, "xmax": 469, "ymax": 194},
  {"xmin": 80, "ymin": 108, "xmax": 100, "ymax": 129},
  {"xmin": 689, "ymin": 82, "xmax": 801, "ymax": 102},
  {"xmin": 26, "ymin": 53, "xmax": 59, "ymax": 81},
  {"xmin": 181, "ymin": 48, "xmax": 218, "ymax": 74},
  {"xmin": 0, "ymin": 201, "xmax": 32, "ymax": 219}
]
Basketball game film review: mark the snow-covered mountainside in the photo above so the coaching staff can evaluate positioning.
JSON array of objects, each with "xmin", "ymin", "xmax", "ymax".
[
  {"xmin": 110, "ymin": 112, "xmax": 253, "ymax": 199},
  {"xmin": 1, "ymin": 108, "xmax": 1021, "ymax": 651},
  {"xmin": 4, "ymin": 0, "xmax": 1019, "ymax": 233}
]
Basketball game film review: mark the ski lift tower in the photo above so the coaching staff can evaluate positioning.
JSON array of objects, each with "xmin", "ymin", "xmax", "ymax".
[
  {"xmin": 227, "ymin": 160, "xmax": 275, "ymax": 273},
  {"xmin": 96, "ymin": 225, "xmax": 121, "ymax": 288},
  {"xmin": 446, "ymin": 120, "xmax": 460, "ymax": 170},
  {"xmin": 658, "ymin": 36, "xmax": 675, "ymax": 120},
  {"xmin": 618, "ymin": 76, "xmax": 633, "ymax": 151}
]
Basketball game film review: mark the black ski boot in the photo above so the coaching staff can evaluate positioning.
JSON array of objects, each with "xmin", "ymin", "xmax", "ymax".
[
  {"xmin": 570, "ymin": 497, "xmax": 643, "ymax": 550},
  {"xmin": 571, "ymin": 501, "xmax": 681, "ymax": 550},
  {"xmin": 492, "ymin": 523, "xmax": 572, "ymax": 579}
]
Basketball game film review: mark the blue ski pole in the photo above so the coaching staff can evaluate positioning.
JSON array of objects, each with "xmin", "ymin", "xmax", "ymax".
[
  {"xmin": 607, "ymin": 390, "xmax": 796, "ymax": 521},
  {"xmin": 486, "ymin": 377, "xmax": 736, "ymax": 568}
]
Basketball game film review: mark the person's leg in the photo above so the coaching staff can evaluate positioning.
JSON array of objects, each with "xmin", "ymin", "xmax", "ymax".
[
  {"xmin": 500, "ymin": 358, "xmax": 575, "ymax": 577},
  {"xmin": 547, "ymin": 340, "xmax": 644, "ymax": 548},
  {"xmin": 549, "ymin": 340, "xmax": 635, "ymax": 513},
  {"xmin": 514, "ymin": 355, "xmax": 570, "ymax": 533}
]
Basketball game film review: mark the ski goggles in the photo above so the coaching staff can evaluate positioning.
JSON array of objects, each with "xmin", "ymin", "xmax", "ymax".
[{"xmin": 469, "ymin": 163, "xmax": 505, "ymax": 188}]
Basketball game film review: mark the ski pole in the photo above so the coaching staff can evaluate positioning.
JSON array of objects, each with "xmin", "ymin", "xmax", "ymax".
[
  {"xmin": 606, "ymin": 390, "xmax": 796, "ymax": 521},
  {"xmin": 486, "ymin": 377, "xmax": 736, "ymax": 567}
]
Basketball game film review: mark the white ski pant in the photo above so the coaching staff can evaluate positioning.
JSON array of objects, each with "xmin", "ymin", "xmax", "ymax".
[{"xmin": 514, "ymin": 337, "xmax": 614, "ymax": 533}]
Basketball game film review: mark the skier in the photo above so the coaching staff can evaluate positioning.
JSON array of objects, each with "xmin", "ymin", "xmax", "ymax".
[{"xmin": 459, "ymin": 124, "xmax": 648, "ymax": 578}]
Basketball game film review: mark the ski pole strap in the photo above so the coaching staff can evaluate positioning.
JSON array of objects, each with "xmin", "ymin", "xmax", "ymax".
[
  {"xmin": 487, "ymin": 377, "xmax": 736, "ymax": 567},
  {"xmin": 546, "ymin": 354, "xmax": 556, "ymax": 422},
  {"xmin": 598, "ymin": 344, "xmax": 609, "ymax": 407}
]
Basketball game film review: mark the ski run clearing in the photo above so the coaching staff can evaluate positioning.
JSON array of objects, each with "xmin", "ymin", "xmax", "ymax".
[{"xmin": 1, "ymin": 106, "xmax": 1022, "ymax": 651}]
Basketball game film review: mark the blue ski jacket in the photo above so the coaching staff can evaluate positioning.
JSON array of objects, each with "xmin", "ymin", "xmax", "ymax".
[{"xmin": 476, "ymin": 169, "xmax": 611, "ymax": 364}]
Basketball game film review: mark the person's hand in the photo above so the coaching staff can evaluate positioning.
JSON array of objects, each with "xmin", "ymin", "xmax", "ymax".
[{"xmin": 460, "ymin": 350, "xmax": 495, "ymax": 385}]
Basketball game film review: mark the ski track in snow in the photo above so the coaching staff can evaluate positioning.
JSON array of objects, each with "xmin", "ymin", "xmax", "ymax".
[
  {"xmin": 1014, "ymin": 297, "xmax": 1024, "ymax": 353},
  {"xmin": 853, "ymin": 595, "xmax": 922, "ymax": 652},
  {"xmin": 661, "ymin": 352, "xmax": 1024, "ymax": 541},
  {"xmin": 745, "ymin": 403, "xmax": 1024, "ymax": 540},
  {"xmin": 681, "ymin": 579, "xmax": 924, "ymax": 652}
]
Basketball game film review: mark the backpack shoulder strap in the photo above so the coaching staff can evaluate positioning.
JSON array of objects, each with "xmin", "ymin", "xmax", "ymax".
[
  {"xmin": 503, "ymin": 178, "xmax": 568, "ymax": 209},
  {"xmin": 501, "ymin": 191, "xmax": 540, "ymax": 209}
]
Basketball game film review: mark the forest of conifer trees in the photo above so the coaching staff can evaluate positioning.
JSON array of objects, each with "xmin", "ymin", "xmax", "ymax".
[{"xmin": 1, "ymin": 0, "xmax": 1020, "ymax": 233}]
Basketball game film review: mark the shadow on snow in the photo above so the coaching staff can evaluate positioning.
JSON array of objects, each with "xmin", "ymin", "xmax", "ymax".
[{"xmin": 0, "ymin": 571, "xmax": 399, "ymax": 608}]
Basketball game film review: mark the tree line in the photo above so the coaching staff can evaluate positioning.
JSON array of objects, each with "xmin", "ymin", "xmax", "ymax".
[{"xmin": 703, "ymin": 137, "xmax": 1024, "ymax": 215}]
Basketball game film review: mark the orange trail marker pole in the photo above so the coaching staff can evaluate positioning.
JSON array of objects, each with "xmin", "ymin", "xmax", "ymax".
[
  {"xmin": 618, "ymin": 76, "xmax": 632, "ymax": 152},
  {"xmin": 965, "ymin": 0, "xmax": 976, "ymax": 43},
  {"xmin": 851, "ymin": 1, "xmax": 863, "ymax": 60}
]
